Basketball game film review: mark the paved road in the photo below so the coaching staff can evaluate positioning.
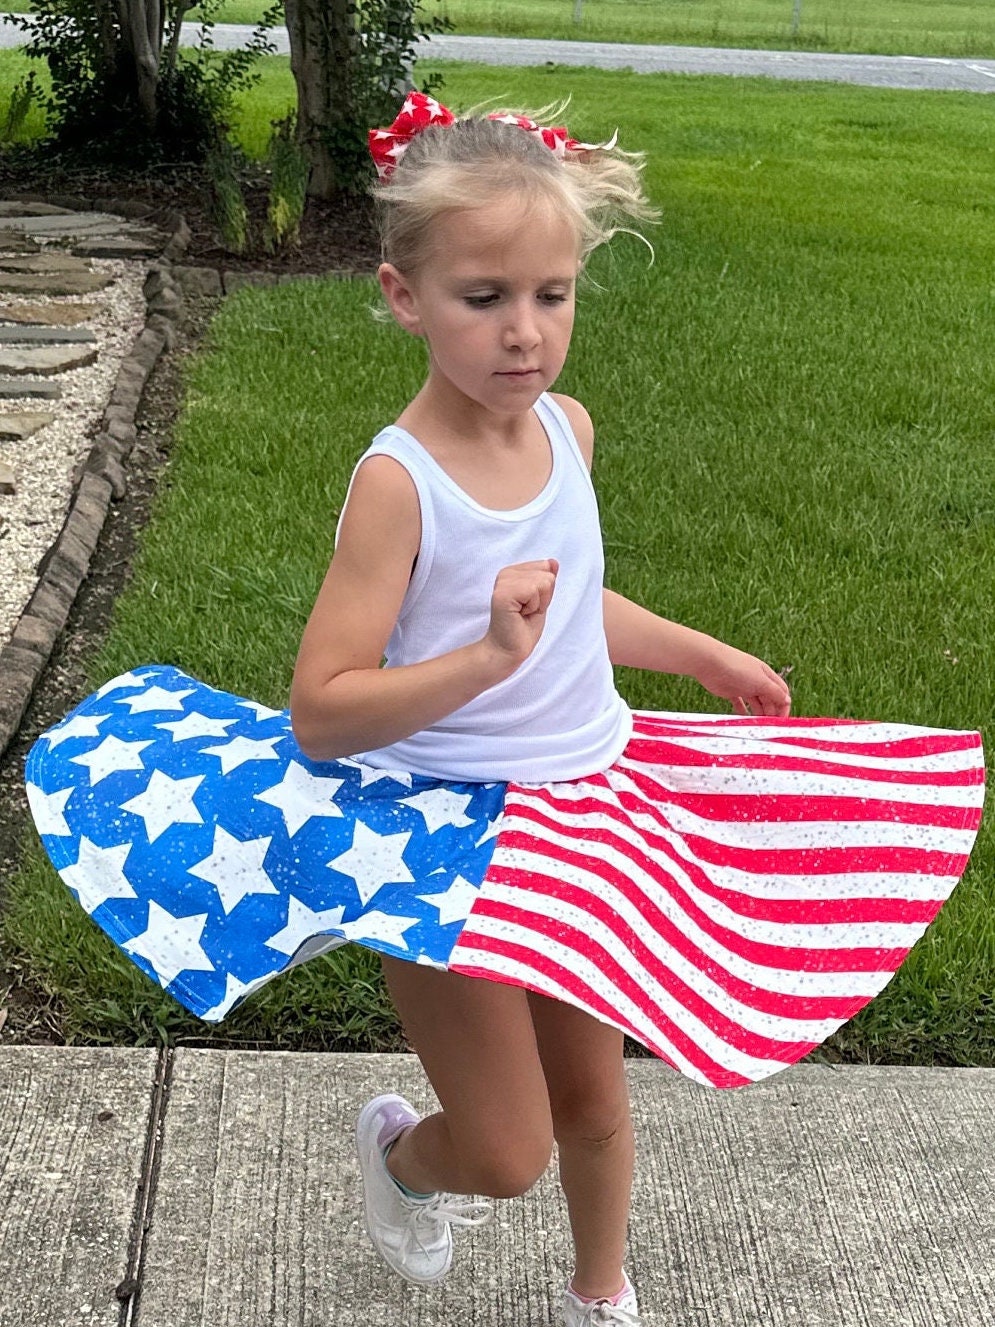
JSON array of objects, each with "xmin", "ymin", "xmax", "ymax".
[{"xmin": 2, "ymin": 21, "xmax": 994, "ymax": 92}]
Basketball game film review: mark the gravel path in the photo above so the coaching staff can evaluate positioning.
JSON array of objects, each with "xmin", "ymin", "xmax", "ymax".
[{"xmin": 2, "ymin": 22, "xmax": 994, "ymax": 92}]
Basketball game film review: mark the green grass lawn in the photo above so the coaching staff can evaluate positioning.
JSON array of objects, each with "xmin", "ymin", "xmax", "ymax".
[
  {"xmin": 3, "ymin": 60, "xmax": 993, "ymax": 1061},
  {"xmin": 1, "ymin": 0, "xmax": 994, "ymax": 56}
]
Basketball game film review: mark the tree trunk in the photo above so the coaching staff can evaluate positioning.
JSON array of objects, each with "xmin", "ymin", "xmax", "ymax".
[
  {"xmin": 285, "ymin": 0, "xmax": 358, "ymax": 199},
  {"xmin": 164, "ymin": 0, "xmax": 197, "ymax": 76},
  {"xmin": 94, "ymin": 0, "xmax": 120, "ymax": 76},
  {"xmin": 115, "ymin": 0, "xmax": 166, "ymax": 130}
]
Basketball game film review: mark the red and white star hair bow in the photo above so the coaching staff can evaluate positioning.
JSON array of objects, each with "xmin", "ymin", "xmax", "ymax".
[{"xmin": 368, "ymin": 91, "xmax": 617, "ymax": 181}]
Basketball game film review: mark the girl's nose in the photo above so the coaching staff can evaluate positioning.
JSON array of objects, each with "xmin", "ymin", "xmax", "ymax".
[{"xmin": 502, "ymin": 302, "xmax": 541, "ymax": 351}]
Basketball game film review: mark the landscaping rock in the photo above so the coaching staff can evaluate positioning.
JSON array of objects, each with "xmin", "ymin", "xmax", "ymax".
[
  {"xmin": 0, "ymin": 412, "xmax": 54, "ymax": 440},
  {"xmin": 0, "ymin": 326, "xmax": 97, "ymax": 345},
  {"xmin": 0, "ymin": 345, "xmax": 99, "ymax": 376},
  {"xmin": 223, "ymin": 270, "xmax": 278, "ymax": 293},
  {"xmin": 0, "ymin": 301, "xmax": 99, "ymax": 326},
  {"xmin": 0, "ymin": 229, "xmax": 41, "ymax": 253},
  {"xmin": 43, "ymin": 194, "xmax": 94, "ymax": 212},
  {"xmin": 0, "ymin": 253, "xmax": 93, "ymax": 275},
  {"xmin": 103, "ymin": 198, "xmax": 154, "ymax": 219},
  {"xmin": 11, "ymin": 613, "xmax": 58, "ymax": 658},
  {"xmin": 173, "ymin": 266, "xmax": 223, "ymax": 298},
  {"xmin": 0, "ymin": 378, "xmax": 61, "ymax": 399},
  {"xmin": 24, "ymin": 582, "xmax": 72, "ymax": 631},
  {"xmin": 147, "ymin": 287, "xmax": 183, "ymax": 317},
  {"xmin": 0, "ymin": 271, "xmax": 112, "ymax": 296},
  {"xmin": 142, "ymin": 267, "xmax": 170, "ymax": 300},
  {"xmin": 146, "ymin": 313, "xmax": 178, "ymax": 350},
  {"xmin": 72, "ymin": 235, "xmax": 166, "ymax": 259},
  {"xmin": 0, "ymin": 201, "xmax": 73, "ymax": 217},
  {"xmin": 6, "ymin": 213, "xmax": 131, "ymax": 238}
]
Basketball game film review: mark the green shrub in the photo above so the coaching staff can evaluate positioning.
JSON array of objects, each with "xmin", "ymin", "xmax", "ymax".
[
  {"xmin": 264, "ymin": 113, "xmax": 309, "ymax": 252},
  {"xmin": 4, "ymin": 0, "xmax": 281, "ymax": 164},
  {"xmin": 206, "ymin": 139, "xmax": 250, "ymax": 252},
  {"xmin": 1, "ymin": 69, "xmax": 39, "ymax": 141}
]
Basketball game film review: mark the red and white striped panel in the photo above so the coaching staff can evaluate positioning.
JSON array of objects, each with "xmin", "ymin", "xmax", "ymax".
[{"xmin": 449, "ymin": 711, "xmax": 985, "ymax": 1089}]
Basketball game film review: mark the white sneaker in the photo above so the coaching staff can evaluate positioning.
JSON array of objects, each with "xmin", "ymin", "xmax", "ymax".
[
  {"xmin": 561, "ymin": 1274, "xmax": 642, "ymax": 1326},
  {"xmin": 355, "ymin": 1093, "xmax": 492, "ymax": 1285}
]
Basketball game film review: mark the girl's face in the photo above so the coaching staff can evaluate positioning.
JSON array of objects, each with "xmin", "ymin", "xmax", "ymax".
[{"xmin": 380, "ymin": 192, "xmax": 581, "ymax": 418}]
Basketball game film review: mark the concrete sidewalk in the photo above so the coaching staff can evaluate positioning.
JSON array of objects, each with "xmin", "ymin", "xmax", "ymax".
[{"xmin": 1, "ymin": 1051, "xmax": 993, "ymax": 1326}]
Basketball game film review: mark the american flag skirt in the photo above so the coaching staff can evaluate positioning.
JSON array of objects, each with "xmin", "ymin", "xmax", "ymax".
[{"xmin": 25, "ymin": 666, "xmax": 985, "ymax": 1089}]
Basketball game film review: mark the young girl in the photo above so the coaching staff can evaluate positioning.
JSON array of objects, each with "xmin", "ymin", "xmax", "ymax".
[{"xmin": 25, "ymin": 94, "xmax": 984, "ymax": 1327}]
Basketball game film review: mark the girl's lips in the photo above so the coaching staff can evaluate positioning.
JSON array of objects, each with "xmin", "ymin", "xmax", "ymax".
[{"xmin": 496, "ymin": 369, "xmax": 540, "ymax": 376}]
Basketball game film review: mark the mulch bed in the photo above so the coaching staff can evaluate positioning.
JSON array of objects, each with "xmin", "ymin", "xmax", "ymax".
[{"xmin": 0, "ymin": 157, "xmax": 382, "ymax": 276}]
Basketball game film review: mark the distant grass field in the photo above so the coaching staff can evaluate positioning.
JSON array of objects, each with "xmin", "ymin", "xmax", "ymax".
[
  {"xmin": 2, "ymin": 60, "xmax": 993, "ymax": 1061},
  {"xmin": 4, "ymin": 0, "xmax": 991, "ymax": 58}
]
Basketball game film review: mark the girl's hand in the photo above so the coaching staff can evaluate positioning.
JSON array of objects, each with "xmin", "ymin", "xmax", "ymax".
[
  {"xmin": 484, "ymin": 559, "xmax": 559, "ymax": 668},
  {"xmin": 695, "ymin": 643, "xmax": 792, "ymax": 717}
]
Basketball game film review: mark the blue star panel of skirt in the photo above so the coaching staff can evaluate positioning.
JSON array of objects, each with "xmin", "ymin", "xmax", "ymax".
[
  {"xmin": 24, "ymin": 664, "xmax": 985, "ymax": 1089},
  {"xmin": 25, "ymin": 665, "xmax": 505, "ymax": 1020}
]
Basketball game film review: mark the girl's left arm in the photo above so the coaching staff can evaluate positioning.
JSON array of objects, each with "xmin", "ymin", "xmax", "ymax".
[
  {"xmin": 550, "ymin": 392, "xmax": 790, "ymax": 719},
  {"xmin": 602, "ymin": 590, "xmax": 791, "ymax": 718}
]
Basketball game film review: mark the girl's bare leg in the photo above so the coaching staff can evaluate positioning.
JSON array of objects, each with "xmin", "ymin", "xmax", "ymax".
[
  {"xmin": 526, "ymin": 989, "xmax": 634, "ymax": 1300},
  {"xmin": 379, "ymin": 956, "xmax": 555, "ymax": 1199}
]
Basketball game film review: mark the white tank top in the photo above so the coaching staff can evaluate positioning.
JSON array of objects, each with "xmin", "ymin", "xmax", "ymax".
[{"xmin": 344, "ymin": 393, "xmax": 632, "ymax": 782}]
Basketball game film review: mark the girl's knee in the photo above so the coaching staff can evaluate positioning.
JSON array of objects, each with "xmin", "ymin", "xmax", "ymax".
[
  {"xmin": 549, "ymin": 1094, "xmax": 631, "ymax": 1151},
  {"xmin": 464, "ymin": 1130, "xmax": 554, "ymax": 1198}
]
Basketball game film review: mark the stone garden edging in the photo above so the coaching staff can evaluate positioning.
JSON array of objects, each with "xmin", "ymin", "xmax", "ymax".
[{"xmin": 0, "ymin": 205, "xmax": 191, "ymax": 759}]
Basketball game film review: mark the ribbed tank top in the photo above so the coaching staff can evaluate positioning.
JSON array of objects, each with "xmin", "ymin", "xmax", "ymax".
[{"xmin": 344, "ymin": 393, "xmax": 632, "ymax": 782}]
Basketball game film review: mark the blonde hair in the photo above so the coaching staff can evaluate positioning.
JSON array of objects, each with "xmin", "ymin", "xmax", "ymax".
[{"xmin": 373, "ymin": 106, "xmax": 658, "ymax": 274}]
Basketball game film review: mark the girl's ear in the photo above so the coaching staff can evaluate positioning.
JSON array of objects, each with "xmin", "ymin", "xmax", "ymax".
[{"xmin": 378, "ymin": 263, "xmax": 423, "ymax": 336}]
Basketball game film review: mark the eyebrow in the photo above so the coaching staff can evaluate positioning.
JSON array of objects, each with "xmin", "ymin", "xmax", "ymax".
[{"xmin": 452, "ymin": 275, "xmax": 577, "ymax": 288}]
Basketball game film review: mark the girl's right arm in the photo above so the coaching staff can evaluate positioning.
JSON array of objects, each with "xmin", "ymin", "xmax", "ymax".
[{"xmin": 290, "ymin": 455, "xmax": 557, "ymax": 762}]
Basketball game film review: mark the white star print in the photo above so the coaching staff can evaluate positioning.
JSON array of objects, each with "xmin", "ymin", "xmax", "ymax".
[
  {"xmin": 238, "ymin": 699, "xmax": 283, "ymax": 722},
  {"xmin": 120, "ymin": 770, "xmax": 204, "ymax": 843},
  {"xmin": 327, "ymin": 820, "xmax": 414, "ymax": 906},
  {"xmin": 155, "ymin": 712, "xmax": 238, "ymax": 742},
  {"xmin": 400, "ymin": 788, "xmax": 475, "ymax": 835},
  {"xmin": 117, "ymin": 685, "xmax": 196, "ymax": 714},
  {"xmin": 418, "ymin": 875, "xmax": 480, "ymax": 927},
  {"xmin": 69, "ymin": 735, "xmax": 152, "ymax": 785},
  {"xmin": 123, "ymin": 901, "xmax": 214, "ymax": 988},
  {"xmin": 60, "ymin": 837, "xmax": 137, "ymax": 914},
  {"xmin": 188, "ymin": 826, "xmax": 278, "ymax": 914},
  {"xmin": 254, "ymin": 761, "xmax": 344, "ymax": 836},
  {"xmin": 201, "ymin": 735, "xmax": 283, "ymax": 775},
  {"xmin": 26, "ymin": 783, "xmax": 73, "ymax": 837},
  {"xmin": 338, "ymin": 757, "xmax": 413, "ymax": 788},
  {"xmin": 200, "ymin": 971, "xmax": 275, "ymax": 1021},
  {"xmin": 94, "ymin": 670, "xmax": 151, "ymax": 700},
  {"xmin": 265, "ymin": 896, "xmax": 346, "ymax": 956},
  {"xmin": 44, "ymin": 713, "xmax": 111, "ymax": 749},
  {"xmin": 338, "ymin": 911, "xmax": 419, "ymax": 950},
  {"xmin": 476, "ymin": 817, "xmax": 503, "ymax": 847}
]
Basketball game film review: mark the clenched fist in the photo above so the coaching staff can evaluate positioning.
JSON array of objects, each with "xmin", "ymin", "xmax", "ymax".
[{"xmin": 484, "ymin": 559, "xmax": 559, "ymax": 667}]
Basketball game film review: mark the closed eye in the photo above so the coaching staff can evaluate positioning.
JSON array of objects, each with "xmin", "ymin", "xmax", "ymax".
[{"xmin": 464, "ymin": 291, "xmax": 570, "ymax": 308}]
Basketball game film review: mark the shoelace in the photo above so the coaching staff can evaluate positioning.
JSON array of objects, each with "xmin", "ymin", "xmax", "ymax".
[
  {"xmin": 580, "ymin": 1298, "xmax": 642, "ymax": 1326},
  {"xmin": 402, "ymin": 1192, "xmax": 493, "ymax": 1256}
]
